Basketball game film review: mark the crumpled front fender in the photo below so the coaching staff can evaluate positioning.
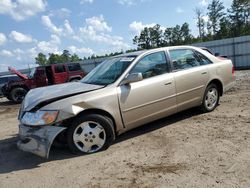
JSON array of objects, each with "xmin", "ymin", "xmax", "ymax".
[{"xmin": 17, "ymin": 124, "xmax": 66, "ymax": 158}]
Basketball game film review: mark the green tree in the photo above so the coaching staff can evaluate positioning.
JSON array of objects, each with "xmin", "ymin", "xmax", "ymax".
[
  {"xmin": 149, "ymin": 24, "xmax": 163, "ymax": 47},
  {"xmin": 48, "ymin": 53, "xmax": 62, "ymax": 64},
  {"xmin": 229, "ymin": 0, "xmax": 250, "ymax": 37},
  {"xmin": 217, "ymin": 17, "xmax": 231, "ymax": 38},
  {"xmin": 181, "ymin": 23, "xmax": 193, "ymax": 44},
  {"xmin": 35, "ymin": 53, "xmax": 47, "ymax": 66},
  {"xmin": 163, "ymin": 27, "xmax": 174, "ymax": 46},
  {"xmin": 61, "ymin": 50, "xmax": 71, "ymax": 62},
  {"xmin": 207, "ymin": 0, "xmax": 225, "ymax": 37},
  {"xmin": 71, "ymin": 53, "xmax": 80, "ymax": 62}
]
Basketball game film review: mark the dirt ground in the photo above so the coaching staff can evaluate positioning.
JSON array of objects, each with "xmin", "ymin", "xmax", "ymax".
[{"xmin": 0, "ymin": 70, "xmax": 249, "ymax": 188}]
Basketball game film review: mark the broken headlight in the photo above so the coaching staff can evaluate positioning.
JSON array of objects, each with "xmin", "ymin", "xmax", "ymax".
[{"xmin": 21, "ymin": 110, "xmax": 59, "ymax": 126}]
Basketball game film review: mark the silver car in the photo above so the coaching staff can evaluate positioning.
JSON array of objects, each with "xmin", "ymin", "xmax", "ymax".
[{"xmin": 18, "ymin": 46, "xmax": 235, "ymax": 158}]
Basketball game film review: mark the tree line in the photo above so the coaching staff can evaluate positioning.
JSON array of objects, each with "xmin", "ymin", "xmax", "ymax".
[
  {"xmin": 35, "ymin": 0, "xmax": 249, "ymax": 66},
  {"xmin": 133, "ymin": 0, "xmax": 249, "ymax": 49}
]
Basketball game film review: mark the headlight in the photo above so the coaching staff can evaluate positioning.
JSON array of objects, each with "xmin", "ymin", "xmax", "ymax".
[{"xmin": 21, "ymin": 110, "xmax": 59, "ymax": 126}]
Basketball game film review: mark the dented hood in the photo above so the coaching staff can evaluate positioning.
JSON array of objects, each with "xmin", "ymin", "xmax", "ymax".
[
  {"xmin": 23, "ymin": 82, "xmax": 104, "ymax": 111},
  {"xmin": 8, "ymin": 67, "xmax": 28, "ymax": 80}
]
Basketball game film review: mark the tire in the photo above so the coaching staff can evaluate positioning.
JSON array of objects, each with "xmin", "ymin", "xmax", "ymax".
[
  {"xmin": 67, "ymin": 114, "xmax": 115, "ymax": 155},
  {"xmin": 201, "ymin": 84, "xmax": 220, "ymax": 113},
  {"xmin": 10, "ymin": 87, "xmax": 27, "ymax": 103}
]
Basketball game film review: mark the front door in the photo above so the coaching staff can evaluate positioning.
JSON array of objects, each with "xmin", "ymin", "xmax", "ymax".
[{"xmin": 118, "ymin": 51, "xmax": 177, "ymax": 129}]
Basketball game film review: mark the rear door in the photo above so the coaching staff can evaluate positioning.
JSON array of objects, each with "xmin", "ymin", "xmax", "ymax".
[
  {"xmin": 53, "ymin": 64, "xmax": 68, "ymax": 84},
  {"xmin": 168, "ymin": 49, "xmax": 209, "ymax": 111},
  {"xmin": 118, "ymin": 51, "xmax": 177, "ymax": 129}
]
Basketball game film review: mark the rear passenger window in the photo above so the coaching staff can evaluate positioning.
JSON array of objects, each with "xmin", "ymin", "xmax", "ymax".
[
  {"xmin": 55, "ymin": 65, "xmax": 66, "ymax": 73},
  {"xmin": 68, "ymin": 64, "xmax": 82, "ymax": 72},
  {"xmin": 194, "ymin": 51, "xmax": 213, "ymax": 65},
  {"xmin": 169, "ymin": 49, "xmax": 201, "ymax": 70},
  {"xmin": 131, "ymin": 51, "xmax": 169, "ymax": 79}
]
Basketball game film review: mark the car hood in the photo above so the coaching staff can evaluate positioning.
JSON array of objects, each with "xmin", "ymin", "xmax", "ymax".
[
  {"xmin": 8, "ymin": 67, "xmax": 28, "ymax": 80},
  {"xmin": 23, "ymin": 82, "xmax": 105, "ymax": 111}
]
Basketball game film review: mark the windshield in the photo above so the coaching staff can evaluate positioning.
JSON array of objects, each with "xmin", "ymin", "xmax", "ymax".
[
  {"xmin": 28, "ymin": 68, "xmax": 36, "ymax": 78},
  {"xmin": 81, "ymin": 56, "xmax": 136, "ymax": 85}
]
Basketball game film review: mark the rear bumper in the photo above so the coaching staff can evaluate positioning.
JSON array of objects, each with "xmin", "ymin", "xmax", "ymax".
[{"xmin": 17, "ymin": 124, "xmax": 66, "ymax": 158}]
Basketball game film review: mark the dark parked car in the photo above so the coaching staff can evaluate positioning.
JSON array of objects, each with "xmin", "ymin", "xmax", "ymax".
[
  {"xmin": 2, "ymin": 63, "xmax": 86, "ymax": 103},
  {"xmin": 0, "ymin": 75, "xmax": 20, "ymax": 96}
]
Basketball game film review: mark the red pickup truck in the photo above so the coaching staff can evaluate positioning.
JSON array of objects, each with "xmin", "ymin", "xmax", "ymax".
[{"xmin": 2, "ymin": 63, "xmax": 86, "ymax": 103}]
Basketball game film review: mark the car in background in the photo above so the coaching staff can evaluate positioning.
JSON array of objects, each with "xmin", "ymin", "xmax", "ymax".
[
  {"xmin": 2, "ymin": 63, "xmax": 86, "ymax": 103},
  {"xmin": 0, "ymin": 75, "xmax": 20, "ymax": 97},
  {"xmin": 17, "ymin": 46, "xmax": 235, "ymax": 158}
]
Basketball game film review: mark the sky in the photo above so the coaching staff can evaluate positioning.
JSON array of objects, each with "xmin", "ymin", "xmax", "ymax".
[{"xmin": 0, "ymin": 0, "xmax": 233, "ymax": 72}]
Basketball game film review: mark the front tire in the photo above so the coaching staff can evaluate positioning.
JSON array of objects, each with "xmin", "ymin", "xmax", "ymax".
[
  {"xmin": 67, "ymin": 114, "xmax": 115, "ymax": 154},
  {"xmin": 10, "ymin": 87, "xmax": 27, "ymax": 103},
  {"xmin": 201, "ymin": 84, "xmax": 220, "ymax": 112}
]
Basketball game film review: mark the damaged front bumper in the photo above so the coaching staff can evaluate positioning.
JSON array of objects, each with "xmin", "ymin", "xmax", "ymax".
[{"xmin": 17, "ymin": 124, "xmax": 66, "ymax": 158}]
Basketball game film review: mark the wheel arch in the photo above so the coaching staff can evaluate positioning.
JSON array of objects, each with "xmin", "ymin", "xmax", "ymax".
[
  {"xmin": 74, "ymin": 108, "xmax": 117, "ymax": 136},
  {"xmin": 10, "ymin": 84, "xmax": 29, "ymax": 92},
  {"xmin": 206, "ymin": 79, "xmax": 223, "ymax": 96},
  {"xmin": 68, "ymin": 76, "xmax": 82, "ymax": 82}
]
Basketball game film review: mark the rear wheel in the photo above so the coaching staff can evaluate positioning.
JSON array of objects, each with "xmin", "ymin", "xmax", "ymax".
[
  {"xmin": 201, "ymin": 84, "xmax": 219, "ymax": 112},
  {"xmin": 67, "ymin": 114, "xmax": 115, "ymax": 154},
  {"xmin": 10, "ymin": 87, "xmax": 27, "ymax": 103}
]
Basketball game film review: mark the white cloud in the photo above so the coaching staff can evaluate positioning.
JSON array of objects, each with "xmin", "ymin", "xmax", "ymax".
[
  {"xmin": 0, "ymin": 0, "xmax": 46, "ymax": 21},
  {"xmin": 202, "ymin": 15, "xmax": 209, "ymax": 22},
  {"xmin": 0, "ymin": 50, "xmax": 13, "ymax": 57},
  {"xmin": 117, "ymin": 0, "xmax": 147, "ymax": 6},
  {"xmin": 68, "ymin": 45, "xmax": 94, "ymax": 55},
  {"xmin": 37, "ymin": 34, "xmax": 61, "ymax": 54},
  {"xmin": 64, "ymin": 19, "xmax": 74, "ymax": 34},
  {"xmin": 80, "ymin": 0, "xmax": 94, "ymax": 4},
  {"xmin": 199, "ymin": 0, "xmax": 208, "ymax": 7},
  {"xmin": 49, "ymin": 8, "xmax": 71, "ymax": 18},
  {"xmin": 77, "ymin": 15, "xmax": 129, "ymax": 50},
  {"xmin": 41, "ymin": 15, "xmax": 63, "ymax": 35},
  {"xmin": 79, "ymin": 27, "xmax": 130, "ymax": 49},
  {"xmin": 85, "ymin": 15, "xmax": 112, "ymax": 32},
  {"xmin": 9, "ymin": 31, "xmax": 33, "ymax": 43},
  {"xmin": 0, "ymin": 33, "xmax": 7, "ymax": 45},
  {"xmin": 129, "ymin": 21, "xmax": 156, "ymax": 35},
  {"xmin": 176, "ymin": 7, "xmax": 184, "ymax": 13},
  {"xmin": 118, "ymin": 0, "xmax": 135, "ymax": 6}
]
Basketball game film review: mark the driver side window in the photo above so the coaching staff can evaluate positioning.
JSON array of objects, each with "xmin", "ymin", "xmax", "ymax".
[{"xmin": 130, "ymin": 51, "xmax": 169, "ymax": 79}]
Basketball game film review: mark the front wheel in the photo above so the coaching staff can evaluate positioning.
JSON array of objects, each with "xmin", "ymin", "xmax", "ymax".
[
  {"xmin": 67, "ymin": 114, "xmax": 115, "ymax": 154},
  {"xmin": 201, "ymin": 84, "xmax": 220, "ymax": 112},
  {"xmin": 10, "ymin": 87, "xmax": 27, "ymax": 103}
]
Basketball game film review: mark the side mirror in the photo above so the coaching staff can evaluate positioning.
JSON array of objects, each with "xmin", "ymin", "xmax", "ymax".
[{"xmin": 121, "ymin": 73, "xmax": 143, "ymax": 85}]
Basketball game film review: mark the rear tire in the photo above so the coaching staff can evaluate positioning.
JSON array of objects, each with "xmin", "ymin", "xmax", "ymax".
[
  {"xmin": 67, "ymin": 114, "xmax": 115, "ymax": 155},
  {"xmin": 10, "ymin": 87, "xmax": 27, "ymax": 103},
  {"xmin": 201, "ymin": 84, "xmax": 220, "ymax": 112}
]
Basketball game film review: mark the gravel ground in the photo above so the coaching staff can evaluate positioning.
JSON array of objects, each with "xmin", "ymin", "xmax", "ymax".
[{"xmin": 0, "ymin": 70, "xmax": 249, "ymax": 188}]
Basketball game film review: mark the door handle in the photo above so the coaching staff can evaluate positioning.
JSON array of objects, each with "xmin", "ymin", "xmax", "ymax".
[
  {"xmin": 201, "ymin": 72, "xmax": 207, "ymax": 75},
  {"xmin": 164, "ymin": 82, "xmax": 172, "ymax": 86}
]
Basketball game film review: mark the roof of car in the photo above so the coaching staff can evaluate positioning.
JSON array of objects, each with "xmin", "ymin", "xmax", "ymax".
[{"xmin": 114, "ymin": 50, "xmax": 147, "ymax": 58}]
